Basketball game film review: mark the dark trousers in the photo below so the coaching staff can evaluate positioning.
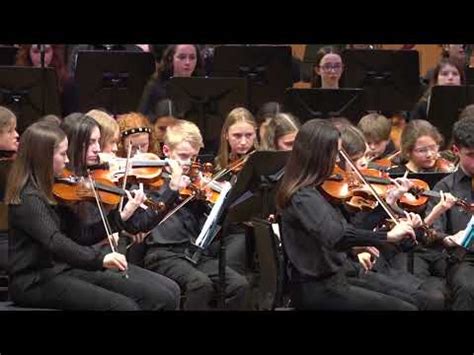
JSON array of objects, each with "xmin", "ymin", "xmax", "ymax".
[
  {"xmin": 384, "ymin": 248, "xmax": 447, "ymax": 309},
  {"xmin": 346, "ymin": 259, "xmax": 444, "ymax": 310},
  {"xmin": 291, "ymin": 273, "xmax": 417, "ymax": 311},
  {"xmin": 145, "ymin": 246, "xmax": 249, "ymax": 310},
  {"xmin": 10, "ymin": 264, "xmax": 181, "ymax": 311},
  {"xmin": 447, "ymin": 252, "xmax": 474, "ymax": 310}
]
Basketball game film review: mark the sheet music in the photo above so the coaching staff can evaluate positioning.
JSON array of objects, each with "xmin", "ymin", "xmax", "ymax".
[
  {"xmin": 271, "ymin": 223, "xmax": 281, "ymax": 241},
  {"xmin": 461, "ymin": 215, "xmax": 474, "ymax": 249},
  {"xmin": 195, "ymin": 181, "xmax": 232, "ymax": 248}
]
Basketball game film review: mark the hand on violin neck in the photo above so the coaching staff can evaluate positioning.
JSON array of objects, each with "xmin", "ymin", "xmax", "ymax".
[
  {"xmin": 121, "ymin": 187, "xmax": 147, "ymax": 221},
  {"xmin": 385, "ymin": 177, "xmax": 414, "ymax": 205},
  {"xmin": 423, "ymin": 191, "xmax": 457, "ymax": 227},
  {"xmin": 167, "ymin": 158, "xmax": 187, "ymax": 191},
  {"xmin": 170, "ymin": 175, "xmax": 191, "ymax": 191}
]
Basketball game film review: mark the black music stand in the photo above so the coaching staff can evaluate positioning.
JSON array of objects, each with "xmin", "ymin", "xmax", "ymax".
[
  {"xmin": 428, "ymin": 85, "xmax": 474, "ymax": 148},
  {"xmin": 342, "ymin": 49, "xmax": 421, "ymax": 112},
  {"xmin": 215, "ymin": 150, "xmax": 290, "ymax": 309},
  {"xmin": 226, "ymin": 151, "xmax": 291, "ymax": 223},
  {"xmin": 167, "ymin": 77, "xmax": 247, "ymax": 155},
  {"xmin": 0, "ymin": 46, "xmax": 18, "ymax": 66},
  {"xmin": 284, "ymin": 88, "xmax": 366, "ymax": 124},
  {"xmin": 75, "ymin": 51, "xmax": 155, "ymax": 116},
  {"xmin": 211, "ymin": 45, "xmax": 293, "ymax": 112},
  {"xmin": 0, "ymin": 67, "xmax": 60, "ymax": 133}
]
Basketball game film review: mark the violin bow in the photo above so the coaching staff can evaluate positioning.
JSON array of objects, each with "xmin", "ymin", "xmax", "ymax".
[
  {"xmin": 119, "ymin": 141, "xmax": 133, "ymax": 212},
  {"xmin": 339, "ymin": 147, "xmax": 400, "ymax": 226},
  {"xmin": 158, "ymin": 151, "xmax": 254, "ymax": 226},
  {"xmin": 87, "ymin": 170, "xmax": 129, "ymax": 279}
]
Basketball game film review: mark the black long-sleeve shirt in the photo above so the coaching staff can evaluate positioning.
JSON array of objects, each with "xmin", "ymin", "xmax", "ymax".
[
  {"xmin": 280, "ymin": 186, "xmax": 387, "ymax": 282},
  {"xmin": 425, "ymin": 167, "xmax": 473, "ymax": 240},
  {"xmin": 66, "ymin": 182, "xmax": 179, "ymax": 238},
  {"xmin": 146, "ymin": 198, "xmax": 209, "ymax": 247},
  {"xmin": 8, "ymin": 180, "xmax": 179, "ymax": 292},
  {"xmin": 8, "ymin": 182, "xmax": 126, "ymax": 292}
]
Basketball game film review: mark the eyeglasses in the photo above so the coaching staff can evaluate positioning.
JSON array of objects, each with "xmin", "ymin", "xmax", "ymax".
[
  {"xmin": 319, "ymin": 63, "xmax": 343, "ymax": 72},
  {"xmin": 412, "ymin": 145, "xmax": 439, "ymax": 155}
]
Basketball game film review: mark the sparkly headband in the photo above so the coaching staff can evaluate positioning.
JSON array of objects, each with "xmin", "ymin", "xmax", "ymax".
[{"xmin": 121, "ymin": 127, "xmax": 152, "ymax": 138}]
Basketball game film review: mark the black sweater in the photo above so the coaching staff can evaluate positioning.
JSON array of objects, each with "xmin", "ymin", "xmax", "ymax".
[
  {"xmin": 280, "ymin": 186, "xmax": 387, "ymax": 282},
  {"xmin": 8, "ymin": 181, "xmax": 179, "ymax": 292},
  {"xmin": 8, "ymin": 182, "xmax": 125, "ymax": 292}
]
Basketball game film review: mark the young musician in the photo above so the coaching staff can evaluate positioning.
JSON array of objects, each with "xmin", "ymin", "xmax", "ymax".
[
  {"xmin": 87, "ymin": 109, "xmax": 120, "ymax": 155},
  {"xmin": 5, "ymin": 121, "xmax": 180, "ymax": 310},
  {"xmin": 386, "ymin": 119, "xmax": 456, "ymax": 309},
  {"xmin": 388, "ymin": 119, "xmax": 455, "ymax": 174},
  {"xmin": 62, "ymin": 114, "xmax": 186, "ymax": 307},
  {"xmin": 357, "ymin": 113, "xmax": 397, "ymax": 164},
  {"xmin": 411, "ymin": 58, "xmax": 465, "ymax": 121},
  {"xmin": 337, "ymin": 123, "xmax": 455, "ymax": 309},
  {"xmin": 215, "ymin": 107, "xmax": 258, "ymax": 172},
  {"xmin": 311, "ymin": 46, "xmax": 344, "ymax": 89},
  {"xmin": 144, "ymin": 119, "xmax": 249, "ymax": 310},
  {"xmin": 425, "ymin": 118, "xmax": 474, "ymax": 310},
  {"xmin": 276, "ymin": 119, "xmax": 424, "ymax": 310},
  {"xmin": 259, "ymin": 112, "xmax": 300, "ymax": 152},
  {"xmin": 116, "ymin": 112, "xmax": 155, "ymax": 157},
  {"xmin": 87, "ymin": 109, "xmax": 155, "ymax": 258}
]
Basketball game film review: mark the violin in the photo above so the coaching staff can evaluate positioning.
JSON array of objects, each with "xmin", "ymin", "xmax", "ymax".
[
  {"xmin": 321, "ymin": 166, "xmax": 430, "ymax": 212},
  {"xmin": 413, "ymin": 189, "xmax": 474, "ymax": 214},
  {"xmin": 434, "ymin": 157, "xmax": 456, "ymax": 173},
  {"xmin": 52, "ymin": 169, "xmax": 166, "ymax": 212},
  {"xmin": 226, "ymin": 151, "xmax": 254, "ymax": 176},
  {"xmin": 337, "ymin": 148, "xmax": 438, "ymax": 245},
  {"xmin": 98, "ymin": 152, "xmax": 170, "ymax": 188},
  {"xmin": 179, "ymin": 161, "xmax": 221, "ymax": 204},
  {"xmin": 158, "ymin": 152, "xmax": 253, "ymax": 225}
]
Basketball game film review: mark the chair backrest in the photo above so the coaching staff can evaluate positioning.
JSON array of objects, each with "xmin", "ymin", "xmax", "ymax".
[{"xmin": 248, "ymin": 218, "xmax": 286, "ymax": 310}]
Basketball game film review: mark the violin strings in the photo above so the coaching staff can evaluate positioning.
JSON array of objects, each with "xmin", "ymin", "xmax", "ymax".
[{"xmin": 339, "ymin": 148, "xmax": 400, "ymax": 225}]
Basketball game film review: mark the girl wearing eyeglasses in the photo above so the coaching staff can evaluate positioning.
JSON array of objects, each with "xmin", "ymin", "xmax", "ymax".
[
  {"xmin": 312, "ymin": 46, "xmax": 344, "ymax": 89},
  {"xmin": 389, "ymin": 119, "xmax": 455, "ymax": 174}
]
